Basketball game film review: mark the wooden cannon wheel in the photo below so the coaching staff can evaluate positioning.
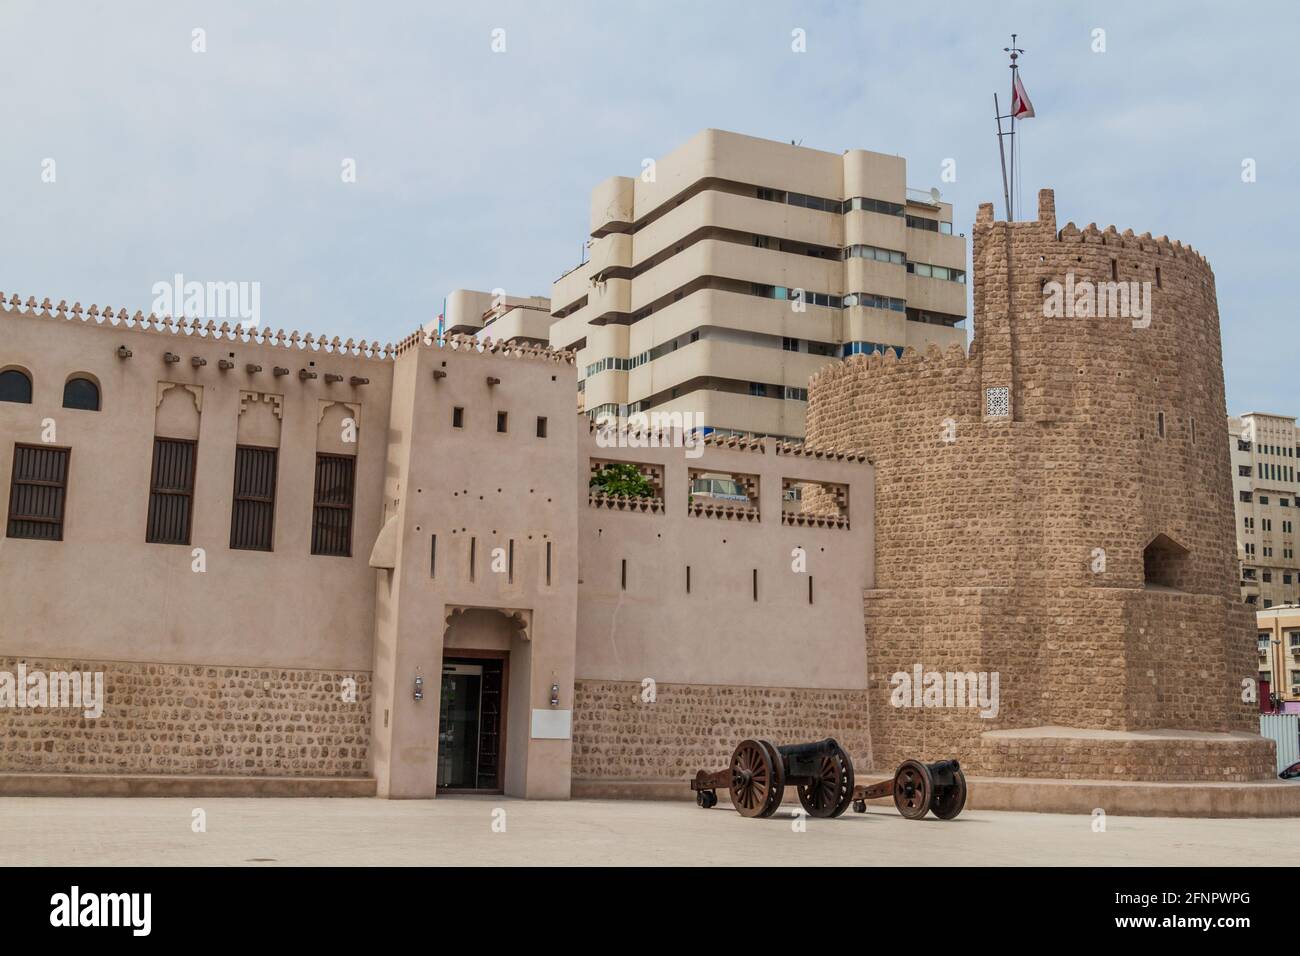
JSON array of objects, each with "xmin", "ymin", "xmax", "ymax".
[
  {"xmin": 757, "ymin": 739, "xmax": 787, "ymax": 817},
  {"xmin": 929, "ymin": 766, "xmax": 967, "ymax": 820},
  {"xmin": 796, "ymin": 744, "xmax": 855, "ymax": 818},
  {"xmin": 728, "ymin": 738, "xmax": 785, "ymax": 818},
  {"xmin": 892, "ymin": 759, "xmax": 933, "ymax": 819}
]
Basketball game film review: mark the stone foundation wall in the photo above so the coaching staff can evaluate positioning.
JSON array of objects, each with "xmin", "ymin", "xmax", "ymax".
[
  {"xmin": 978, "ymin": 734, "xmax": 1276, "ymax": 782},
  {"xmin": 861, "ymin": 586, "xmax": 1260, "ymax": 776},
  {"xmin": 571, "ymin": 679, "xmax": 872, "ymax": 781},
  {"xmin": 0, "ymin": 656, "xmax": 371, "ymax": 777}
]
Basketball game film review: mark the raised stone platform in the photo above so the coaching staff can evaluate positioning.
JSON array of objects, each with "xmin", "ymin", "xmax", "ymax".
[
  {"xmin": 573, "ymin": 774, "xmax": 1300, "ymax": 817},
  {"xmin": 0, "ymin": 772, "xmax": 376, "ymax": 798}
]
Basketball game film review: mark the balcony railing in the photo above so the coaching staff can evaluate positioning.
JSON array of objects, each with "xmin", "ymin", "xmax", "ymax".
[
  {"xmin": 906, "ymin": 187, "xmax": 942, "ymax": 207},
  {"xmin": 588, "ymin": 492, "xmax": 665, "ymax": 514}
]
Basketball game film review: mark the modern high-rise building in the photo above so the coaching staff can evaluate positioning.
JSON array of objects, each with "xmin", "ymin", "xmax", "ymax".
[
  {"xmin": 436, "ymin": 289, "xmax": 552, "ymax": 346},
  {"xmin": 1229, "ymin": 412, "xmax": 1300, "ymax": 607},
  {"xmin": 549, "ymin": 129, "xmax": 969, "ymax": 440}
]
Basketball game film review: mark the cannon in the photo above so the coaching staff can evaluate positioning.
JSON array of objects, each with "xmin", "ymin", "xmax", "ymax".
[
  {"xmin": 849, "ymin": 758, "xmax": 967, "ymax": 820},
  {"xmin": 690, "ymin": 738, "xmax": 966, "ymax": 821}
]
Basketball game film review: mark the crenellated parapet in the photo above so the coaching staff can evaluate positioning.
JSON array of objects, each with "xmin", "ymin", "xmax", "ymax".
[
  {"xmin": 582, "ymin": 414, "xmax": 871, "ymax": 463},
  {"xmin": 2, "ymin": 291, "xmax": 396, "ymax": 359},
  {"xmin": 1054, "ymin": 220, "xmax": 1213, "ymax": 270},
  {"xmin": 809, "ymin": 340, "xmax": 972, "ymax": 391},
  {"xmin": 0, "ymin": 290, "xmax": 577, "ymax": 367},
  {"xmin": 393, "ymin": 330, "xmax": 576, "ymax": 365}
]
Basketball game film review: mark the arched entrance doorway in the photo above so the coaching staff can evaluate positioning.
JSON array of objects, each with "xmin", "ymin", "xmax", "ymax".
[{"xmin": 439, "ymin": 607, "xmax": 532, "ymax": 795}]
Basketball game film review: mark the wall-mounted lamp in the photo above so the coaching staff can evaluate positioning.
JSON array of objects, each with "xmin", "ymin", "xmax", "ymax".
[
  {"xmin": 413, "ymin": 675, "xmax": 424, "ymax": 702},
  {"xmin": 550, "ymin": 683, "xmax": 560, "ymax": 708}
]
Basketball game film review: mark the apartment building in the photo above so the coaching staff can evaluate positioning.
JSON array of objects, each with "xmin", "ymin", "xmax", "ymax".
[
  {"xmin": 436, "ymin": 288, "xmax": 552, "ymax": 346},
  {"xmin": 549, "ymin": 129, "xmax": 969, "ymax": 440},
  {"xmin": 1229, "ymin": 412, "xmax": 1300, "ymax": 608},
  {"xmin": 1257, "ymin": 604, "xmax": 1300, "ymax": 708}
]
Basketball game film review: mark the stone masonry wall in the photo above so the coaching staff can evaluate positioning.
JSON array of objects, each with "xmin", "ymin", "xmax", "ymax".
[
  {"xmin": 571, "ymin": 679, "xmax": 871, "ymax": 781},
  {"xmin": 0, "ymin": 656, "xmax": 371, "ymax": 776}
]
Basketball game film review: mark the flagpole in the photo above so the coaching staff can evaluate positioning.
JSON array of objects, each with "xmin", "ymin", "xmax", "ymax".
[
  {"xmin": 994, "ymin": 93, "xmax": 1011, "ymax": 221},
  {"xmin": 1003, "ymin": 34, "xmax": 1025, "ymax": 220},
  {"xmin": 1008, "ymin": 110, "xmax": 1015, "ymax": 221}
]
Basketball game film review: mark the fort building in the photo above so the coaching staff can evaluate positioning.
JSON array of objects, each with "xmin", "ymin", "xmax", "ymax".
[
  {"xmin": 0, "ymin": 299, "xmax": 872, "ymax": 798},
  {"xmin": 549, "ymin": 129, "xmax": 969, "ymax": 440},
  {"xmin": 0, "ymin": 187, "xmax": 1285, "ymax": 809}
]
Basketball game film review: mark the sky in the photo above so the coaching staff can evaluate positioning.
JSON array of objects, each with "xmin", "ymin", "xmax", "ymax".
[{"xmin": 1, "ymin": 0, "xmax": 1296, "ymax": 416}]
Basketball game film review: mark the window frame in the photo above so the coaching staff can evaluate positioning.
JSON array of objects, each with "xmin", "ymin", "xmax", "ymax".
[
  {"xmin": 62, "ymin": 375, "xmax": 101, "ymax": 411},
  {"xmin": 0, "ymin": 368, "xmax": 33, "ymax": 405},
  {"xmin": 229, "ymin": 444, "xmax": 279, "ymax": 552},
  {"xmin": 145, "ymin": 437, "xmax": 198, "ymax": 546},
  {"xmin": 310, "ymin": 452, "xmax": 356, "ymax": 557},
  {"xmin": 6, "ymin": 443, "xmax": 71, "ymax": 541}
]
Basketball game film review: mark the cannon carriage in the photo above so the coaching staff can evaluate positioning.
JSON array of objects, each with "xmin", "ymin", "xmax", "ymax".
[{"xmin": 690, "ymin": 737, "xmax": 967, "ymax": 821}]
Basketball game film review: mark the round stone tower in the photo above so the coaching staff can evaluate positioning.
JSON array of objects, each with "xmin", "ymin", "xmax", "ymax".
[{"xmin": 805, "ymin": 189, "xmax": 1273, "ymax": 781}]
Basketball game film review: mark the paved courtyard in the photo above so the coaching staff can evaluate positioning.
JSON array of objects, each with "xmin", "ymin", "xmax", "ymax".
[{"xmin": 2, "ymin": 796, "xmax": 1298, "ymax": 866}]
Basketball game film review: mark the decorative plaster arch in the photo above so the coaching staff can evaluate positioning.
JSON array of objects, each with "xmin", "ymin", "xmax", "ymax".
[{"xmin": 443, "ymin": 605, "xmax": 532, "ymax": 642}]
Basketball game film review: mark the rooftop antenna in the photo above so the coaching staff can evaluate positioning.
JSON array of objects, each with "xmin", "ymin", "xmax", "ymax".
[{"xmin": 993, "ymin": 34, "xmax": 1025, "ymax": 220}]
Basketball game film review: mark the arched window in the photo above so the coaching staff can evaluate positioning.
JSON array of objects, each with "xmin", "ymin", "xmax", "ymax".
[
  {"xmin": 0, "ymin": 368, "xmax": 33, "ymax": 404},
  {"xmin": 62, "ymin": 375, "xmax": 100, "ymax": 411}
]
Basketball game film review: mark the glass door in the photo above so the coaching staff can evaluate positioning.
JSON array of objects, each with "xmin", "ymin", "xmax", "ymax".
[{"xmin": 437, "ymin": 663, "xmax": 482, "ymax": 790}]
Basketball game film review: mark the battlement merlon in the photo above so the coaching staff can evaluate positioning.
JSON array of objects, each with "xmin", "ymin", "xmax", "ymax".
[{"xmin": 976, "ymin": 189, "xmax": 1056, "ymax": 228}]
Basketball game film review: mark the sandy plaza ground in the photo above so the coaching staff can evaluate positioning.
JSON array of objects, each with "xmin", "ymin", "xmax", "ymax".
[{"xmin": 2, "ymin": 796, "xmax": 1297, "ymax": 866}]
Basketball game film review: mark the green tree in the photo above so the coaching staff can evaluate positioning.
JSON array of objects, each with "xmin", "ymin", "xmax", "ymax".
[{"xmin": 589, "ymin": 463, "xmax": 655, "ymax": 498}]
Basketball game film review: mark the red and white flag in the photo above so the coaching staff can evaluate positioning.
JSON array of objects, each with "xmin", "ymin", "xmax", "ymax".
[{"xmin": 1011, "ymin": 71, "xmax": 1035, "ymax": 119}]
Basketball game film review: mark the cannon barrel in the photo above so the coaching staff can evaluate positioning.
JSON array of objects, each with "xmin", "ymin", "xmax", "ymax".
[
  {"xmin": 775, "ymin": 737, "xmax": 840, "ymax": 758},
  {"xmin": 925, "ymin": 759, "xmax": 961, "ymax": 786}
]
